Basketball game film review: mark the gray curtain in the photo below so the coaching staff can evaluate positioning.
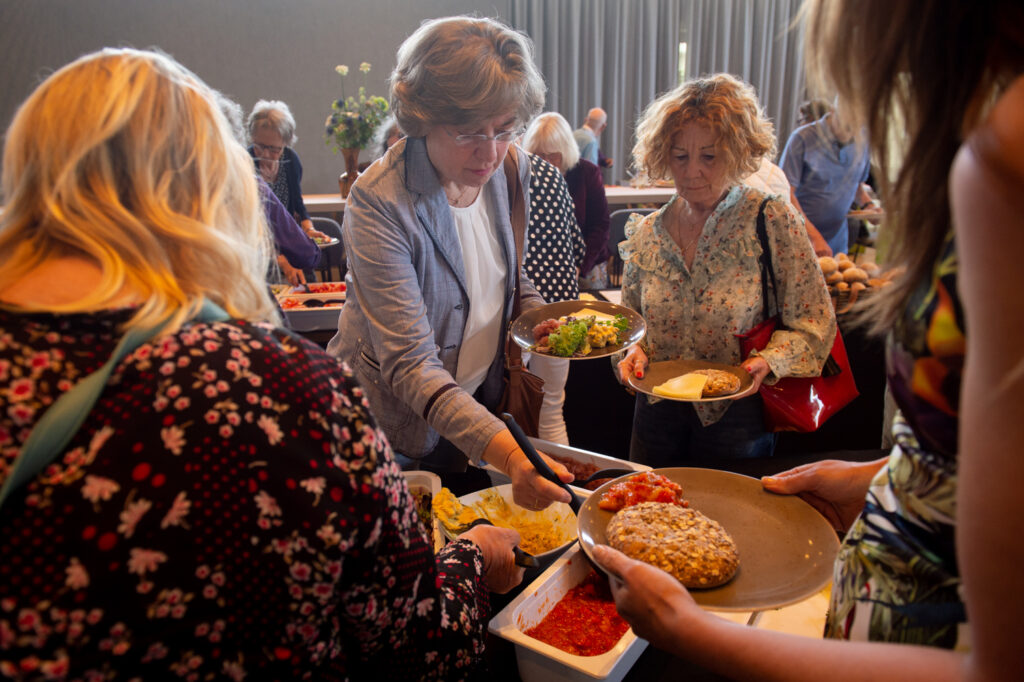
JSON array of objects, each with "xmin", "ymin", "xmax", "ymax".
[
  {"xmin": 682, "ymin": 0, "xmax": 808, "ymax": 157},
  {"xmin": 510, "ymin": 0, "xmax": 683, "ymax": 185}
]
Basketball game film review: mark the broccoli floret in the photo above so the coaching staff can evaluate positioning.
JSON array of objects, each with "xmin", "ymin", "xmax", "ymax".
[{"xmin": 547, "ymin": 320, "xmax": 589, "ymax": 357}]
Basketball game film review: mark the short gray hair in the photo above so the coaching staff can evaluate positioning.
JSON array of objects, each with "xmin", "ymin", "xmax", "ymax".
[
  {"xmin": 247, "ymin": 99, "xmax": 297, "ymax": 146},
  {"xmin": 522, "ymin": 112, "xmax": 580, "ymax": 173},
  {"xmin": 390, "ymin": 15, "xmax": 546, "ymax": 137}
]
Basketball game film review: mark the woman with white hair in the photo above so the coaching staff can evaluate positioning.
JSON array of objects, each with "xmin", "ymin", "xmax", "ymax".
[
  {"xmin": 523, "ymin": 111, "xmax": 611, "ymax": 290},
  {"xmin": 247, "ymin": 100, "xmax": 327, "ymax": 246},
  {"xmin": 0, "ymin": 47, "xmax": 523, "ymax": 680}
]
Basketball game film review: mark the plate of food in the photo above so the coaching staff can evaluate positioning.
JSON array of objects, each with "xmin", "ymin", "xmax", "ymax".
[
  {"xmin": 313, "ymin": 236, "xmax": 340, "ymax": 248},
  {"xmin": 577, "ymin": 469, "xmax": 840, "ymax": 612},
  {"xmin": 510, "ymin": 300, "xmax": 646, "ymax": 359},
  {"xmin": 627, "ymin": 359, "xmax": 755, "ymax": 402}
]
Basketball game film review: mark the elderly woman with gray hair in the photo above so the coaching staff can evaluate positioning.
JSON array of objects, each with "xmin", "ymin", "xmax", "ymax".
[
  {"xmin": 247, "ymin": 100, "xmax": 327, "ymax": 244},
  {"xmin": 326, "ymin": 15, "xmax": 574, "ymax": 509}
]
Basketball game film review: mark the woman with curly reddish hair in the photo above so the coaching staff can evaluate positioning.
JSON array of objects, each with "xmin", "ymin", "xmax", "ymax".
[{"xmin": 616, "ymin": 73, "xmax": 835, "ymax": 464}]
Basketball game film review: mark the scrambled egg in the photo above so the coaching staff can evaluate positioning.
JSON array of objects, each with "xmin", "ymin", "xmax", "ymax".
[
  {"xmin": 587, "ymin": 323, "xmax": 619, "ymax": 349},
  {"xmin": 433, "ymin": 487, "xmax": 575, "ymax": 555}
]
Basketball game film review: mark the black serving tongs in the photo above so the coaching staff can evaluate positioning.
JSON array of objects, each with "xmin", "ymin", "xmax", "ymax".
[
  {"xmin": 500, "ymin": 413, "xmax": 583, "ymax": 514},
  {"xmin": 462, "ymin": 517, "xmax": 540, "ymax": 568}
]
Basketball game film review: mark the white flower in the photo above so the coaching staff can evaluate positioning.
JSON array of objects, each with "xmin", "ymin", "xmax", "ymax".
[
  {"xmin": 359, "ymin": 62, "xmax": 371, "ymax": 74},
  {"xmin": 65, "ymin": 558, "xmax": 89, "ymax": 589},
  {"xmin": 82, "ymin": 475, "xmax": 120, "ymax": 504},
  {"xmin": 127, "ymin": 548, "xmax": 167, "ymax": 576},
  {"xmin": 335, "ymin": 64, "xmax": 349, "ymax": 76}
]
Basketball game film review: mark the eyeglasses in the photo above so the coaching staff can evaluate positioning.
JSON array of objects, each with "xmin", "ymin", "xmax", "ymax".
[
  {"xmin": 253, "ymin": 142, "xmax": 285, "ymax": 155},
  {"xmin": 445, "ymin": 127, "xmax": 522, "ymax": 147}
]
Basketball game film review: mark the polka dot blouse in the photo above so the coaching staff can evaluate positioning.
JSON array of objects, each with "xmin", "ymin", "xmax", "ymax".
[
  {"xmin": 0, "ymin": 308, "xmax": 490, "ymax": 680},
  {"xmin": 524, "ymin": 154, "xmax": 586, "ymax": 303}
]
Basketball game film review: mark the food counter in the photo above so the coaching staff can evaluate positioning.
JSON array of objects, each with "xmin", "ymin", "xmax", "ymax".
[
  {"xmin": 302, "ymin": 185, "xmax": 674, "ymax": 217},
  {"xmin": 460, "ymin": 440, "xmax": 885, "ymax": 682}
]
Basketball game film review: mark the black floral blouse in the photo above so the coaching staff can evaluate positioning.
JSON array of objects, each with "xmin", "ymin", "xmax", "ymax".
[
  {"xmin": 524, "ymin": 154, "xmax": 586, "ymax": 303},
  {"xmin": 0, "ymin": 308, "xmax": 489, "ymax": 680}
]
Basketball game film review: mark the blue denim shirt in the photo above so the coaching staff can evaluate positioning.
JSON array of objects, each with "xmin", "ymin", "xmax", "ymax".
[
  {"xmin": 327, "ymin": 137, "xmax": 540, "ymax": 461},
  {"xmin": 780, "ymin": 116, "xmax": 870, "ymax": 255}
]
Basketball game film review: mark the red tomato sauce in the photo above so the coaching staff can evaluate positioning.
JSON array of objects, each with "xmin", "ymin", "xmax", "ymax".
[
  {"xmin": 597, "ymin": 471, "xmax": 687, "ymax": 511},
  {"xmin": 523, "ymin": 571, "xmax": 629, "ymax": 656}
]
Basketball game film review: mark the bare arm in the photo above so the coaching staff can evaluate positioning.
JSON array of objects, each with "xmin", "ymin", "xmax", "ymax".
[{"xmin": 950, "ymin": 76, "xmax": 1024, "ymax": 681}]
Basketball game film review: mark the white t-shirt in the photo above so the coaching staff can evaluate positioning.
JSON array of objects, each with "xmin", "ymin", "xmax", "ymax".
[{"xmin": 451, "ymin": 191, "xmax": 507, "ymax": 395}]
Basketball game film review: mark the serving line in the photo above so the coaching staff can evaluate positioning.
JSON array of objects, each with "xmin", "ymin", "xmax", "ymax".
[{"xmin": 301, "ymin": 185, "xmax": 675, "ymax": 216}]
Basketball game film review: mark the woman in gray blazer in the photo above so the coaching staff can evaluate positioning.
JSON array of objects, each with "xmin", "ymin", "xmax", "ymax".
[{"xmin": 327, "ymin": 16, "xmax": 573, "ymax": 510}]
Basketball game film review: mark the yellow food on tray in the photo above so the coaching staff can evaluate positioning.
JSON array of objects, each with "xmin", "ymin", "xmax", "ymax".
[
  {"xmin": 652, "ymin": 373, "xmax": 708, "ymax": 400},
  {"xmin": 434, "ymin": 487, "xmax": 574, "ymax": 555}
]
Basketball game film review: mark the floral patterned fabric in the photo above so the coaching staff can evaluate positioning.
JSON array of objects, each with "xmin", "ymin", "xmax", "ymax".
[
  {"xmin": 827, "ymin": 232, "xmax": 967, "ymax": 647},
  {"xmin": 0, "ymin": 308, "xmax": 490, "ymax": 680},
  {"xmin": 619, "ymin": 186, "xmax": 835, "ymax": 424}
]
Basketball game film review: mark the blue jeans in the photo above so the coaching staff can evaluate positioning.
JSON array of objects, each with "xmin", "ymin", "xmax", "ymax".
[{"xmin": 629, "ymin": 394, "xmax": 776, "ymax": 468}]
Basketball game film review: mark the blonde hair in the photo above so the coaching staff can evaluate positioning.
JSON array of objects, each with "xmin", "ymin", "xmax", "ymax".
[
  {"xmin": 390, "ymin": 15, "xmax": 546, "ymax": 137},
  {"xmin": 0, "ymin": 47, "xmax": 278, "ymax": 332},
  {"xmin": 522, "ymin": 112, "xmax": 580, "ymax": 173},
  {"xmin": 632, "ymin": 73, "xmax": 776, "ymax": 187},
  {"xmin": 803, "ymin": 0, "xmax": 1024, "ymax": 332}
]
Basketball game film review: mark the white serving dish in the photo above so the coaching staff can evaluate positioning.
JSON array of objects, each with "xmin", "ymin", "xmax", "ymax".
[
  {"xmin": 528, "ymin": 439, "xmax": 650, "ymax": 495},
  {"xmin": 489, "ymin": 544, "xmax": 648, "ymax": 681},
  {"xmin": 402, "ymin": 470, "xmax": 443, "ymax": 552},
  {"xmin": 442, "ymin": 484, "xmax": 577, "ymax": 562}
]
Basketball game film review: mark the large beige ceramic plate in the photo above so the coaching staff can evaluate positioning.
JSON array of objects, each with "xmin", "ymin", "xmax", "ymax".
[
  {"xmin": 627, "ymin": 359, "xmax": 756, "ymax": 402},
  {"xmin": 510, "ymin": 300, "xmax": 646, "ymax": 360},
  {"xmin": 578, "ymin": 468, "xmax": 840, "ymax": 612}
]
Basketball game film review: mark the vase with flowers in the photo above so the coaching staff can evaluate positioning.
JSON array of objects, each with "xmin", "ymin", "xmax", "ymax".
[{"xmin": 325, "ymin": 62, "xmax": 389, "ymax": 198}]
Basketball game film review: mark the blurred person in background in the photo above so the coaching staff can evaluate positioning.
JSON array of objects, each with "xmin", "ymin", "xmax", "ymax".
[
  {"xmin": 0, "ymin": 47, "xmax": 524, "ymax": 680},
  {"xmin": 574, "ymin": 106, "xmax": 613, "ymax": 170},
  {"xmin": 595, "ymin": 1, "xmax": 1024, "ymax": 679},
  {"xmin": 247, "ymin": 100, "xmax": 329, "ymax": 249},
  {"xmin": 525, "ymin": 111, "xmax": 612, "ymax": 290}
]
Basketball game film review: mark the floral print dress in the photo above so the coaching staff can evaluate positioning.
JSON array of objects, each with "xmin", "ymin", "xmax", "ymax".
[
  {"xmin": 619, "ymin": 186, "xmax": 835, "ymax": 424},
  {"xmin": 0, "ymin": 309, "xmax": 490, "ymax": 681},
  {"xmin": 827, "ymin": 232, "xmax": 967, "ymax": 648}
]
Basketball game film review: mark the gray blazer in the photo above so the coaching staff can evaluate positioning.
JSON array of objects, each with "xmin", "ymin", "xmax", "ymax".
[{"xmin": 327, "ymin": 137, "xmax": 543, "ymax": 462}]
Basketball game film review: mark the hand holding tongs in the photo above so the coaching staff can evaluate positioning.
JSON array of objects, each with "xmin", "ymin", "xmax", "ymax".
[{"xmin": 500, "ymin": 413, "xmax": 583, "ymax": 514}]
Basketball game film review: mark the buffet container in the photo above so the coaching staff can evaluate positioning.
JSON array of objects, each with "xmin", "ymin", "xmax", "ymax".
[
  {"xmin": 402, "ymin": 470, "xmax": 443, "ymax": 552},
  {"xmin": 276, "ymin": 285, "xmax": 345, "ymax": 332},
  {"xmin": 527, "ymin": 438, "xmax": 650, "ymax": 495},
  {"xmin": 489, "ymin": 545, "xmax": 647, "ymax": 681}
]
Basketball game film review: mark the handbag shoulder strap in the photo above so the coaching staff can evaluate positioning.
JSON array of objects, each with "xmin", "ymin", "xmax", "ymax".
[
  {"xmin": 0, "ymin": 300, "xmax": 230, "ymax": 510},
  {"xmin": 753, "ymin": 197, "xmax": 778, "ymax": 318},
  {"xmin": 503, "ymin": 147, "xmax": 527, "ymax": 369}
]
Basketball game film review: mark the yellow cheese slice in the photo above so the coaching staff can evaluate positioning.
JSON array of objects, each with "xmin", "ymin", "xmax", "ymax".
[
  {"xmin": 569, "ymin": 307, "xmax": 618, "ymax": 324},
  {"xmin": 652, "ymin": 373, "xmax": 708, "ymax": 400}
]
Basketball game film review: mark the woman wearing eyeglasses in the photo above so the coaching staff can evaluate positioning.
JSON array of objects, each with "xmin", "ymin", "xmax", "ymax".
[
  {"xmin": 247, "ymin": 100, "xmax": 328, "ymax": 247},
  {"xmin": 326, "ymin": 16, "xmax": 573, "ymax": 510}
]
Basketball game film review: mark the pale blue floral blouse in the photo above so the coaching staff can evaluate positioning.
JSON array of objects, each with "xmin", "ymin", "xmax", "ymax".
[{"xmin": 619, "ymin": 185, "xmax": 836, "ymax": 424}]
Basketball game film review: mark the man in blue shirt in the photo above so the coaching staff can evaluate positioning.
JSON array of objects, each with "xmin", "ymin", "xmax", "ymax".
[
  {"xmin": 780, "ymin": 107, "xmax": 877, "ymax": 256},
  {"xmin": 573, "ymin": 107, "xmax": 613, "ymax": 169}
]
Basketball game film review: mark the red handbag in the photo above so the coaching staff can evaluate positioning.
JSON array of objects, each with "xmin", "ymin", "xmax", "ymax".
[{"xmin": 736, "ymin": 200, "xmax": 858, "ymax": 432}]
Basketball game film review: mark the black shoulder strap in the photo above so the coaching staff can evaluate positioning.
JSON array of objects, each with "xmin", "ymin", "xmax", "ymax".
[{"xmin": 753, "ymin": 197, "xmax": 777, "ymax": 319}]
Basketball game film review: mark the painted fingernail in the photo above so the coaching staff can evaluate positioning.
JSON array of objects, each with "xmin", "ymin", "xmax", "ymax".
[{"xmin": 635, "ymin": 369, "xmax": 644, "ymax": 379}]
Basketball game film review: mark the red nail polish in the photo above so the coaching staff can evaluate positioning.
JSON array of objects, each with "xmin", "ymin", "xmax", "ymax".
[{"xmin": 635, "ymin": 369, "xmax": 644, "ymax": 379}]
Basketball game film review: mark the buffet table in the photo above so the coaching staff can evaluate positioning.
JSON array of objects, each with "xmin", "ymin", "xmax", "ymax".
[
  {"xmin": 302, "ymin": 185, "xmax": 674, "ymax": 217},
  {"xmin": 473, "ymin": 444, "xmax": 886, "ymax": 682}
]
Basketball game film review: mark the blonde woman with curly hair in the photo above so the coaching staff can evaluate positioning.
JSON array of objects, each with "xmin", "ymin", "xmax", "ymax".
[
  {"xmin": 616, "ymin": 73, "xmax": 835, "ymax": 464},
  {"xmin": 0, "ymin": 47, "xmax": 523, "ymax": 679}
]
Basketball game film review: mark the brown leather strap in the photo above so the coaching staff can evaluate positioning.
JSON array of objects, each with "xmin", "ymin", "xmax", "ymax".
[{"xmin": 502, "ymin": 148, "xmax": 527, "ymax": 369}]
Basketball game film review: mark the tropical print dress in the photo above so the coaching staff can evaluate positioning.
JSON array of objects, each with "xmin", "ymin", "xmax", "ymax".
[
  {"xmin": 0, "ymin": 309, "xmax": 491, "ymax": 680},
  {"xmin": 827, "ymin": 232, "xmax": 968, "ymax": 648}
]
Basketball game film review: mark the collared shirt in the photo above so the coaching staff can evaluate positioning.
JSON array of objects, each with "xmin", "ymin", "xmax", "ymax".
[
  {"xmin": 574, "ymin": 126, "xmax": 600, "ymax": 165},
  {"xmin": 780, "ymin": 116, "xmax": 870, "ymax": 255}
]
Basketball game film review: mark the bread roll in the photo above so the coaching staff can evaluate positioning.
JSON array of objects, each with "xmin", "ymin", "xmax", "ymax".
[
  {"xmin": 843, "ymin": 267, "xmax": 869, "ymax": 283},
  {"xmin": 838, "ymin": 259, "xmax": 856, "ymax": 271},
  {"xmin": 825, "ymin": 271, "xmax": 844, "ymax": 285},
  {"xmin": 818, "ymin": 256, "xmax": 838, "ymax": 274}
]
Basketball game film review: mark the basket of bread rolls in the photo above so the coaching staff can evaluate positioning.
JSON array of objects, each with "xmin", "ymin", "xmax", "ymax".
[{"xmin": 818, "ymin": 253, "xmax": 894, "ymax": 314}]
